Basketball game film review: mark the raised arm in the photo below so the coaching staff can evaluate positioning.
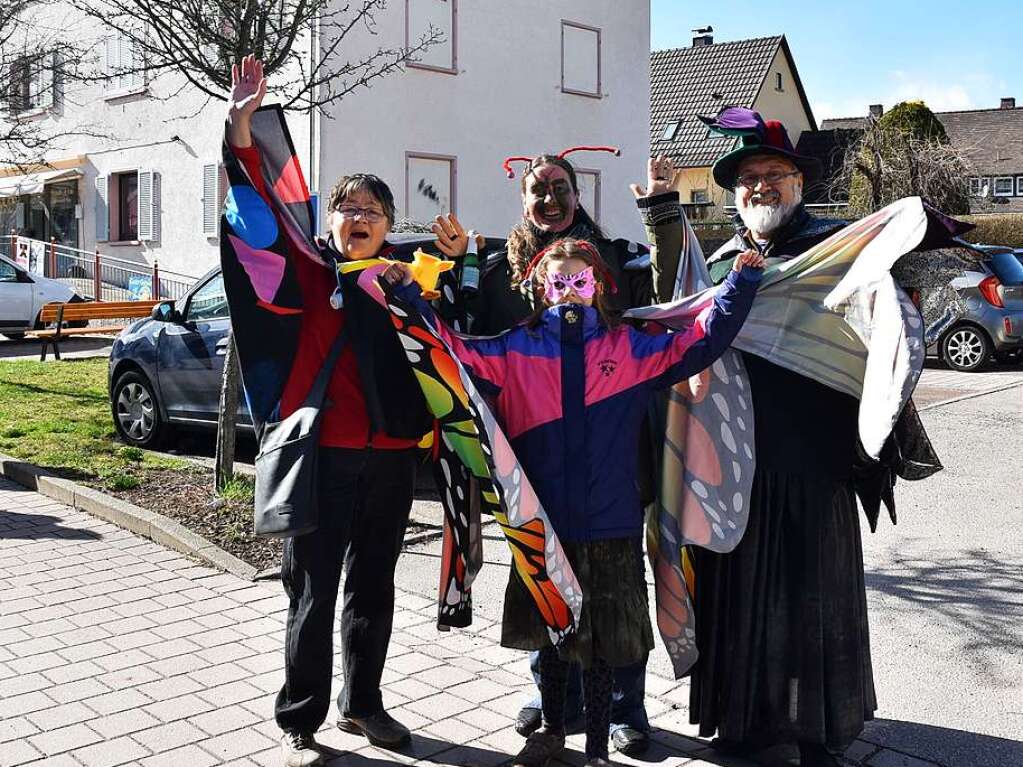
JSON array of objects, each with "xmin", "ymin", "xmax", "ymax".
[
  {"xmin": 631, "ymin": 253, "xmax": 765, "ymax": 390},
  {"xmin": 633, "ymin": 155, "xmax": 684, "ymax": 303}
]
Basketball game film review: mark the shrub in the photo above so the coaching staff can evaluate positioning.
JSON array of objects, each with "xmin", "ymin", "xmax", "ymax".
[{"xmin": 958, "ymin": 214, "xmax": 1023, "ymax": 248}]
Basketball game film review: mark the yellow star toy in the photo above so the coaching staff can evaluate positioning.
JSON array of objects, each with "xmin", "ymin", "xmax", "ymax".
[{"xmin": 397, "ymin": 249, "xmax": 454, "ymax": 300}]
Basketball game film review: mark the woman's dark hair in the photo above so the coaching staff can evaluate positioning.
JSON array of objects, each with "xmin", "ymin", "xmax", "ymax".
[
  {"xmin": 326, "ymin": 173, "xmax": 396, "ymax": 226},
  {"xmin": 507, "ymin": 155, "xmax": 605, "ymax": 285},
  {"xmin": 525, "ymin": 238, "xmax": 620, "ymax": 330}
]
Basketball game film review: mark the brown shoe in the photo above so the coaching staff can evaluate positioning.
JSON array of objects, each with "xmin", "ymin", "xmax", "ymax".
[
  {"xmin": 513, "ymin": 727, "xmax": 566, "ymax": 767},
  {"xmin": 337, "ymin": 710, "xmax": 411, "ymax": 749}
]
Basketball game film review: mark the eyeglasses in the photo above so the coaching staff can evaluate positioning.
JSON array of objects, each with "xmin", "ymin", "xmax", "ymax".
[
  {"xmin": 736, "ymin": 170, "xmax": 800, "ymax": 189},
  {"xmin": 337, "ymin": 205, "xmax": 387, "ymax": 223}
]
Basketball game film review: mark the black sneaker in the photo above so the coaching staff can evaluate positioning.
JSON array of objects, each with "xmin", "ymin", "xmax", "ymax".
[
  {"xmin": 338, "ymin": 710, "xmax": 412, "ymax": 749},
  {"xmin": 280, "ymin": 731, "xmax": 323, "ymax": 767},
  {"xmin": 512, "ymin": 727, "xmax": 566, "ymax": 767},
  {"xmin": 515, "ymin": 706, "xmax": 542, "ymax": 737},
  {"xmin": 611, "ymin": 726, "xmax": 649, "ymax": 756}
]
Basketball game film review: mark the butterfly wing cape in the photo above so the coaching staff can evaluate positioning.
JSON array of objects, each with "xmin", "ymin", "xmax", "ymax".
[{"xmin": 627, "ymin": 197, "xmax": 961, "ymax": 678}]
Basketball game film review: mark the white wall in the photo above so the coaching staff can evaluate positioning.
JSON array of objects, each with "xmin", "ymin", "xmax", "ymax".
[
  {"xmin": 4, "ymin": 4, "xmax": 311, "ymax": 279},
  {"xmin": 315, "ymin": 0, "xmax": 651, "ymax": 243}
]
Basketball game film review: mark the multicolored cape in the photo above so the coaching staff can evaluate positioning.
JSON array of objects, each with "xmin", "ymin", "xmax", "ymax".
[{"xmin": 626, "ymin": 197, "xmax": 961, "ymax": 677}]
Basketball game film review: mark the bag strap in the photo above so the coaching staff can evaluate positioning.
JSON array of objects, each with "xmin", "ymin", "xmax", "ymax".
[{"xmin": 302, "ymin": 326, "xmax": 348, "ymax": 409}]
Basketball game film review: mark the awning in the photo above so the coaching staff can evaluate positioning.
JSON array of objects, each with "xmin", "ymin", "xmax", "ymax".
[{"xmin": 0, "ymin": 168, "xmax": 82, "ymax": 198}]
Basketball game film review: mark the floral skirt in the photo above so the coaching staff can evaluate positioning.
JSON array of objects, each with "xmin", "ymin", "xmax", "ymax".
[{"xmin": 501, "ymin": 536, "xmax": 654, "ymax": 669}]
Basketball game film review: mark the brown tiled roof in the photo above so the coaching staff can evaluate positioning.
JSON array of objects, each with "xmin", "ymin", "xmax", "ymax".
[
  {"xmin": 821, "ymin": 107, "xmax": 1023, "ymax": 176},
  {"xmin": 650, "ymin": 35, "xmax": 815, "ymax": 168}
]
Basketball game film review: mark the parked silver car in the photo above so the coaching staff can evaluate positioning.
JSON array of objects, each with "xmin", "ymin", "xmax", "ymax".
[{"xmin": 928, "ymin": 245, "xmax": 1023, "ymax": 371}]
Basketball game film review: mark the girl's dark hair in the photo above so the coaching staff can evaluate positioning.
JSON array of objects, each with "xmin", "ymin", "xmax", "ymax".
[
  {"xmin": 507, "ymin": 155, "xmax": 605, "ymax": 285},
  {"xmin": 525, "ymin": 238, "xmax": 620, "ymax": 329},
  {"xmin": 326, "ymin": 173, "xmax": 396, "ymax": 226}
]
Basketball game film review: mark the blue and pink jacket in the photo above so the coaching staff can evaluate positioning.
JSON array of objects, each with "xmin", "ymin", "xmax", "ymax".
[{"xmin": 396, "ymin": 267, "xmax": 761, "ymax": 542}]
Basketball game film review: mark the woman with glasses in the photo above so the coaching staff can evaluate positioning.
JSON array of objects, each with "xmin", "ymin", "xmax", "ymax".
[{"xmin": 224, "ymin": 56, "xmax": 432, "ymax": 767}]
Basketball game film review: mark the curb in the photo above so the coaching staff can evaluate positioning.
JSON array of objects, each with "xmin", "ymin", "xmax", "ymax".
[{"xmin": 0, "ymin": 452, "xmax": 258, "ymax": 581}]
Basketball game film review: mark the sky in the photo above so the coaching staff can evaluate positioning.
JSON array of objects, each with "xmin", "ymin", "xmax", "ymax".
[{"xmin": 650, "ymin": 0, "xmax": 1023, "ymax": 122}]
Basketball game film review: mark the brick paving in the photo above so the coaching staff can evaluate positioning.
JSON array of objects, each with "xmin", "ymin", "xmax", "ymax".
[{"xmin": 0, "ymin": 478, "xmax": 938, "ymax": 767}]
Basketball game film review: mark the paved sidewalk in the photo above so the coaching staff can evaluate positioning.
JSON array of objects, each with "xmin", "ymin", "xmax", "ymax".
[{"xmin": 1, "ymin": 478, "xmax": 939, "ymax": 767}]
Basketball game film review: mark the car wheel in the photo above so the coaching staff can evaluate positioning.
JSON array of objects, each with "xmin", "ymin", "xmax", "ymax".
[
  {"xmin": 111, "ymin": 371, "xmax": 169, "ymax": 448},
  {"xmin": 942, "ymin": 326, "xmax": 991, "ymax": 372}
]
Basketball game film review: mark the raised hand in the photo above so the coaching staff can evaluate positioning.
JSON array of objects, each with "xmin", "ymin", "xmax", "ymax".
[
  {"xmin": 431, "ymin": 213, "xmax": 484, "ymax": 259},
  {"xmin": 227, "ymin": 55, "xmax": 267, "ymax": 148},
  {"xmin": 630, "ymin": 155, "xmax": 679, "ymax": 199}
]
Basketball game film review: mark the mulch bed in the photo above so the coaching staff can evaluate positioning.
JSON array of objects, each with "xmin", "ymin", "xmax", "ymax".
[
  {"xmin": 96, "ymin": 464, "xmax": 440, "ymax": 574},
  {"xmin": 101, "ymin": 466, "xmax": 285, "ymax": 573}
]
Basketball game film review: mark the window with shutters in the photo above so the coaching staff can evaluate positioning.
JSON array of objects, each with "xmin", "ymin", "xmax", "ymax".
[
  {"xmin": 406, "ymin": 0, "xmax": 457, "ymax": 74},
  {"xmin": 96, "ymin": 169, "xmax": 159, "ymax": 243},
  {"xmin": 103, "ymin": 34, "xmax": 148, "ymax": 96},
  {"xmin": 7, "ymin": 51, "xmax": 58, "ymax": 113},
  {"xmin": 561, "ymin": 21, "xmax": 601, "ymax": 98}
]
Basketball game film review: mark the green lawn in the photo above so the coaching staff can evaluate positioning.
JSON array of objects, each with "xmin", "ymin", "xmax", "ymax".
[{"xmin": 0, "ymin": 358, "xmax": 185, "ymax": 486}]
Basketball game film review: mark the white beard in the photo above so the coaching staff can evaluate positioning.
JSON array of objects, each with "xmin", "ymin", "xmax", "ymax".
[{"xmin": 737, "ymin": 188, "xmax": 802, "ymax": 237}]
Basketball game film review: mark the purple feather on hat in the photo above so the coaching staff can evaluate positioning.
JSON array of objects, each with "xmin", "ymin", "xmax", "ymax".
[{"xmin": 697, "ymin": 107, "xmax": 767, "ymax": 139}]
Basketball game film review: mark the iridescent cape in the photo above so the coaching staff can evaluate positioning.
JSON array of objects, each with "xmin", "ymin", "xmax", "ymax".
[{"xmin": 626, "ymin": 197, "xmax": 963, "ymax": 677}]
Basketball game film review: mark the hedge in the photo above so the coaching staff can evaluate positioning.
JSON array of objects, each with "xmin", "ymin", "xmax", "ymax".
[{"xmin": 958, "ymin": 213, "xmax": 1023, "ymax": 249}]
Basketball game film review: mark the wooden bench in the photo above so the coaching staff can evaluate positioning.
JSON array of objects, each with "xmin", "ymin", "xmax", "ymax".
[{"xmin": 31, "ymin": 301, "xmax": 160, "ymax": 361}]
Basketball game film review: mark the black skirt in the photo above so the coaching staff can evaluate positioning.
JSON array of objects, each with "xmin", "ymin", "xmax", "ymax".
[
  {"xmin": 688, "ymin": 355, "xmax": 877, "ymax": 749},
  {"xmin": 501, "ymin": 537, "xmax": 654, "ymax": 669}
]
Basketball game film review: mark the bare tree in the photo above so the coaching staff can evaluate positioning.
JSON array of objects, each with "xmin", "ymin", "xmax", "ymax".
[
  {"xmin": 70, "ymin": 1, "xmax": 440, "ymax": 488},
  {"xmin": 827, "ymin": 105, "xmax": 972, "ymax": 217},
  {"xmin": 0, "ymin": 0, "xmax": 103, "ymax": 168},
  {"xmin": 72, "ymin": 0, "xmax": 442, "ymax": 114}
]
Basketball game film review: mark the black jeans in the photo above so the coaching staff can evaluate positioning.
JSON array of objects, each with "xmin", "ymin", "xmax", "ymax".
[{"xmin": 274, "ymin": 447, "xmax": 417, "ymax": 734}]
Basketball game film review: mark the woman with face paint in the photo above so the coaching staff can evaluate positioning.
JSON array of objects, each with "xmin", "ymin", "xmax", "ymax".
[
  {"xmin": 380, "ymin": 240, "xmax": 764, "ymax": 767},
  {"xmin": 431, "ymin": 152, "xmax": 689, "ymax": 754}
]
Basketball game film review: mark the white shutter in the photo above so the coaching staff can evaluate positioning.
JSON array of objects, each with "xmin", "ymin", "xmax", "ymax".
[
  {"xmin": 118, "ymin": 35, "xmax": 132, "ymax": 91},
  {"xmin": 95, "ymin": 175, "xmax": 109, "ymax": 241},
  {"xmin": 36, "ymin": 53, "xmax": 53, "ymax": 109},
  {"xmin": 104, "ymin": 37, "xmax": 117, "ymax": 90},
  {"xmin": 202, "ymin": 162, "xmax": 218, "ymax": 236},
  {"xmin": 137, "ymin": 169, "xmax": 160, "ymax": 242}
]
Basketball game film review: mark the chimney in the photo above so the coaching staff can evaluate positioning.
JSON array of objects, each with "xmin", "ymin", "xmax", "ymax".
[
  {"xmin": 1001, "ymin": 97, "xmax": 1016, "ymax": 109},
  {"xmin": 869, "ymin": 104, "xmax": 884, "ymax": 119},
  {"xmin": 692, "ymin": 34, "xmax": 714, "ymax": 47}
]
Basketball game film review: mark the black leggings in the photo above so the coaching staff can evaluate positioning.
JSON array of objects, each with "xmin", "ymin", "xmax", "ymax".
[{"xmin": 539, "ymin": 647, "xmax": 614, "ymax": 760}]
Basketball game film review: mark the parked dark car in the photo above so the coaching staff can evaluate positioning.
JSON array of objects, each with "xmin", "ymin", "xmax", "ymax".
[
  {"xmin": 927, "ymin": 244, "xmax": 1023, "ymax": 372},
  {"xmin": 108, "ymin": 268, "xmax": 251, "ymax": 447}
]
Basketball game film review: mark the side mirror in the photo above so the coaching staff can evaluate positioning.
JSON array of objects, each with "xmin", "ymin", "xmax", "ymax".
[{"xmin": 151, "ymin": 301, "xmax": 181, "ymax": 323}]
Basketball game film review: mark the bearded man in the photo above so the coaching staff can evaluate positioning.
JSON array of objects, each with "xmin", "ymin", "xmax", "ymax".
[{"xmin": 688, "ymin": 110, "xmax": 879, "ymax": 767}]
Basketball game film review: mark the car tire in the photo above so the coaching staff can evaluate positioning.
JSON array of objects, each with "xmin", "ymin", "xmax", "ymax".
[
  {"xmin": 941, "ymin": 325, "xmax": 991, "ymax": 372},
  {"xmin": 111, "ymin": 371, "xmax": 170, "ymax": 448}
]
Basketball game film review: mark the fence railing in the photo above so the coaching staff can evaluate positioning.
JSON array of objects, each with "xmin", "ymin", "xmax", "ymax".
[{"xmin": 1, "ymin": 233, "xmax": 197, "ymax": 302}]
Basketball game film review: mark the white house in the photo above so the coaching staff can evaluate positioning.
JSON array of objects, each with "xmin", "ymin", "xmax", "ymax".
[{"xmin": 0, "ymin": 1, "xmax": 650, "ymax": 280}]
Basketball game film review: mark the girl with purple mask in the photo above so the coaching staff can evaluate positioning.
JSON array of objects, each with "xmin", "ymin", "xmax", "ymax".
[{"xmin": 381, "ymin": 239, "xmax": 765, "ymax": 767}]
